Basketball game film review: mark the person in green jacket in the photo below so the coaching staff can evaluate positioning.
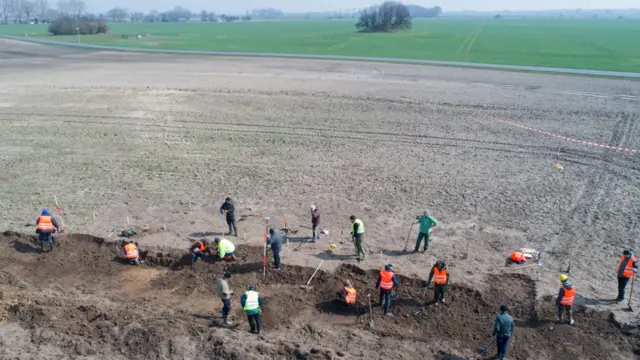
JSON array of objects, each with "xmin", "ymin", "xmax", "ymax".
[{"xmin": 415, "ymin": 209, "xmax": 438, "ymax": 253}]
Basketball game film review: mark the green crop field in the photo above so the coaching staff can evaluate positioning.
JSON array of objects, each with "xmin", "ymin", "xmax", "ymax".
[{"xmin": 2, "ymin": 18, "xmax": 640, "ymax": 72}]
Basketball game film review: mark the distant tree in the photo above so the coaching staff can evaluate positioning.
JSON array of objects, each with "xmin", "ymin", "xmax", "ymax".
[
  {"xmin": 406, "ymin": 4, "xmax": 442, "ymax": 18},
  {"xmin": 107, "ymin": 7, "xmax": 127, "ymax": 22},
  {"xmin": 356, "ymin": 1, "xmax": 411, "ymax": 33},
  {"xmin": 199, "ymin": 9, "xmax": 207, "ymax": 21},
  {"xmin": 56, "ymin": 0, "xmax": 85, "ymax": 19},
  {"xmin": 242, "ymin": 15, "xmax": 251, "ymax": 21},
  {"xmin": 207, "ymin": 11, "xmax": 215, "ymax": 21},
  {"xmin": 160, "ymin": 6, "xmax": 190, "ymax": 22},
  {"xmin": 34, "ymin": 0, "xmax": 49, "ymax": 20},
  {"xmin": 23, "ymin": 1, "xmax": 36, "ymax": 22},
  {"xmin": 494, "ymin": 14, "xmax": 502, "ymax": 19},
  {"xmin": 131, "ymin": 11, "xmax": 144, "ymax": 22},
  {"xmin": 144, "ymin": 9, "xmax": 158, "ymax": 22}
]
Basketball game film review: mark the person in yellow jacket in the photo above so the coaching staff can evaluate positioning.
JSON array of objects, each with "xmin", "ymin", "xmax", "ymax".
[
  {"xmin": 350, "ymin": 215, "xmax": 365, "ymax": 263},
  {"xmin": 36, "ymin": 209, "xmax": 61, "ymax": 252},
  {"xmin": 214, "ymin": 237, "xmax": 236, "ymax": 261}
]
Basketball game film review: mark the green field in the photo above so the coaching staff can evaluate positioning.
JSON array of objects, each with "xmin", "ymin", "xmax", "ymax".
[{"xmin": 2, "ymin": 18, "xmax": 640, "ymax": 72}]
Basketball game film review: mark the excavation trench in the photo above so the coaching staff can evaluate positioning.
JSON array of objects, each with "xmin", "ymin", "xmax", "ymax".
[{"xmin": 1, "ymin": 231, "xmax": 638, "ymax": 360}]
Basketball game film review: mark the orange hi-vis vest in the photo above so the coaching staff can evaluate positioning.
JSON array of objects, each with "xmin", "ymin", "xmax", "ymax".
[
  {"xmin": 560, "ymin": 285, "xmax": 575, "ymax": 306},
  {"xmin": 380, "ymin": 270, "xmax": 394, "ymax": 290},
  {"xmin": 124, "ymin": 243, "xmax": 139, "ymax": 259},
  {"xmin": 433, "ymin": 268, "xmax": 447, "ymax": 285},
  {"xmin": 619, "ymin": 256, "xmax": 637, "ymax": 278},
  {"xmin": 36, "ymin": 216, "xmax": 56, "ymax": 232},
  {"xmin": 193, "ymin": 241, "xmax": 206, "ymax": 253},
  {"xmin": 511, "ymin": 251, "xmax": 526, "ymax": 263},
  {"xmin": 344, "ymin": 286, "xmax": 356, "ymax": 304}
]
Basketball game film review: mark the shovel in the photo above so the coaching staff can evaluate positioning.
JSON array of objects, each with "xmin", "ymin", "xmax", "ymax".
[
  {"xmin": 300, "ymin": 261, "xmax": 323, "ymax": 290},
  {"xmin": 402, "ymin": 222, "xmax": 416, "ymax": 254},
  {"xmin": 367, "ymin": 294, "xmax": 374, "ymax": 328},
  {"xmin": 478, "ymin": 336, "xmax": 494, "ymax": 354}
]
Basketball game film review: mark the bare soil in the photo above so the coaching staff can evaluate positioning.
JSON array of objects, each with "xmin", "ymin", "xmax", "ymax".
[
  {"xmin": 1, "ymin": 39, "xmax": 640, "ymax": 359},
  {"xmin": 1, "ymin": 232, "xmax": 638, "ymax": 360}
]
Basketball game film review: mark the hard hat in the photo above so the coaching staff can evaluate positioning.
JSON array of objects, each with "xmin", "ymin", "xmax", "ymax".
[
  {"xmin": 623, "ymin": 249, "xmax": 632, "ymax": 256},
  {"xmin": 214, "ymin": 237, "xmax": 220, "ymax": 243},
  {"xmin": 558, "ymin": 274, "xmax": 568, "ymax": 282},
  {"xmin": 328, "ymin": 244, "xmax": 337, "ymax": 250},
  {"xmin": 129, "ymin": 240, "xmax": 134, "ymax": 244},
  {"xmin": 248, "ymin": 285, "xmax": 255, "ymax": 290},
  {"xmin": 384, "ymin": 264, "xmax": 393, "ymax": 271},
  {"xmin": 41, "ymin": 209, "xmax": 50, "ymax": 216},
  {"xmin": 344, "ymin": 279, "xmax": 352, "ymax": 287},
  {"xmin": 311, "ymin": 204, "xmax": 316, "ymax": 210}
]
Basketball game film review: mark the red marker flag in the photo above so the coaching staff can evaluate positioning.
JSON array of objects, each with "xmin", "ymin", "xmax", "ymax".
[{"xmin": 263, "ymin": 231, "xmax": 267, "ymax": 280}]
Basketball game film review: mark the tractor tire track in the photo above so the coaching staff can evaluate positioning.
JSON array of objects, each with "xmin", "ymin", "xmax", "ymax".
[{"xmin": 554, "ymin": 116, "xmax": 629, "ymax": 269}]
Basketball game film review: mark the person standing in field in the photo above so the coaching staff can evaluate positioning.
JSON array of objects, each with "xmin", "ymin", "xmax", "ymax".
[
  {"xmin": 350, "ymin": 215, "xmax": 365, "ymax": 263},
  {"xmin": 220, "ymin": 197, "xmax": 238, "ymax": 237},
  {"xmin": 311, "ymin": 205, "xmax": 320, "ymax": 243},
  {"xmin": 216, "ymin": 272, "xmax": 233, "ymax": 325},
  {"xmin": 415, "ymin": 209, "xmax": 438, "ymax": 253}
]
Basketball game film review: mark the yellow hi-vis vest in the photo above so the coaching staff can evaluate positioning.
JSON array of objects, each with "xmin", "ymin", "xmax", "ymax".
[
  {"xmin": 350, "ymin": 219, "xmax": 364, "ymax": 235},
  {"xmin": 218, "ymin": 238, "xmax": 235, "ymax": 258},
  {"xmin": 243, "ymin": 291, "xmax": 260, "ymax": 311}
]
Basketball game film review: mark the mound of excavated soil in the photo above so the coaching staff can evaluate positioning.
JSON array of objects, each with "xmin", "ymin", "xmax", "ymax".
[{"xmin": 1, "ymin": 232, "xmax": 638, "ymax": 360}]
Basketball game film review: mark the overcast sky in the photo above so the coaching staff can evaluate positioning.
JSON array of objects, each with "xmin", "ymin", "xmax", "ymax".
[{"xmin": 89, "ymin": 1, "xmax": 640, "ymax": 14}]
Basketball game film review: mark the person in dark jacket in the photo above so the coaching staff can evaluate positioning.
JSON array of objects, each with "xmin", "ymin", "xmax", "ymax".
[
  {"xmin": 267, "ymin": 228, "xmax": 283, "ymax": 269},
  {"xmin": 617, "ymin": 249, "xmax": 638, "ymax": 302},
  {"xmin": 241, "ymin": 285, "xmax": 264, "ymax": 335},
  {"xmin": 426, "ymin": 260, "xmax": 449, "ymax": 305},
  {"xmin": 375, "ymin": 264, "xmax": 399, "ymax": 316},
  {"xmin": 36, "ymin": 209, "xmax": 61, "ymax": 252},
  {"xmin": 311, "ymin": 205, "xmax": 320, "ymax": 242},
  {"xmin": 556, "ymin": 274, "xmax": 575, "ymax": 325},
  {"xmin": 492, "ymin": 304, "xmax": 515, "ymax": 360},
  {"xmin": 220, "ymin": 197, "xmax": 237, "ymax": 236}
]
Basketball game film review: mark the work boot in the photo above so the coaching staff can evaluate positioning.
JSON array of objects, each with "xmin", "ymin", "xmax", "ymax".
[
  {"xmin": 224, "ymin": 319, "xmax": 233, "ymax": 325},
  {"xmin": 569, "ymin": 319, "xmax": 575, "ymax": 326},
  {"xmin": 441, "ymin": 298, "xmax": 446, "ymax": 304},
  {"xmin": 356, "ymin": 257, "xmax": 361, "ymax": 263},
  {"xmin": 249, "ymin": 328, "xmax": 256, "ymax": 334},
  {"xmin": 385, "ymin": 312, "xmax": 393, "ymax": 317}
]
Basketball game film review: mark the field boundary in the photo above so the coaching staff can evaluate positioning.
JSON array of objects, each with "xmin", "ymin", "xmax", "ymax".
[{"xmin": 1, "ymin": 34, "xmax": 640, "ymax": 79}]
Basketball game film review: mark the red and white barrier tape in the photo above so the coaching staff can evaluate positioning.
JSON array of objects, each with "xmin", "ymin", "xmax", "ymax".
[
  {"xmin": 396, "ymin": 98, "xmax": 639, "ymax": 154},
  {"xmin": 496, "ymin": 120, "xmax": 639, "ymax": 154}
]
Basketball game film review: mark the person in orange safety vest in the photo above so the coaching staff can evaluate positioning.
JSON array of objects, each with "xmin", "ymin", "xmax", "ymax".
[
  {"xmin": 617, "ymin": 249, "xmax": 638, "ymax": 302},
  {"xmin": 189, "ymin": 238, "xmax": 212, "ymax": 272},
  {"xmin": 556, "ymin": 274, "xmax": 575, "ymax": 325},
  {"xmin": 122, "ymin": 240, "xmax": 141, "ymax": 265},
  {"xmin": 36, "ymin": 209, "xmax": 61, "ymax": 252},
  {"xmin": 427, "ymin": 260, "xmax": 449, "ymax": 305},
  {"xmin": 340, "ymin": 279, "xmax": 357, "ymax": 306},
  {"xmin": 376, "ymin": 264, "xmax": 399, "ymax": 316}
]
